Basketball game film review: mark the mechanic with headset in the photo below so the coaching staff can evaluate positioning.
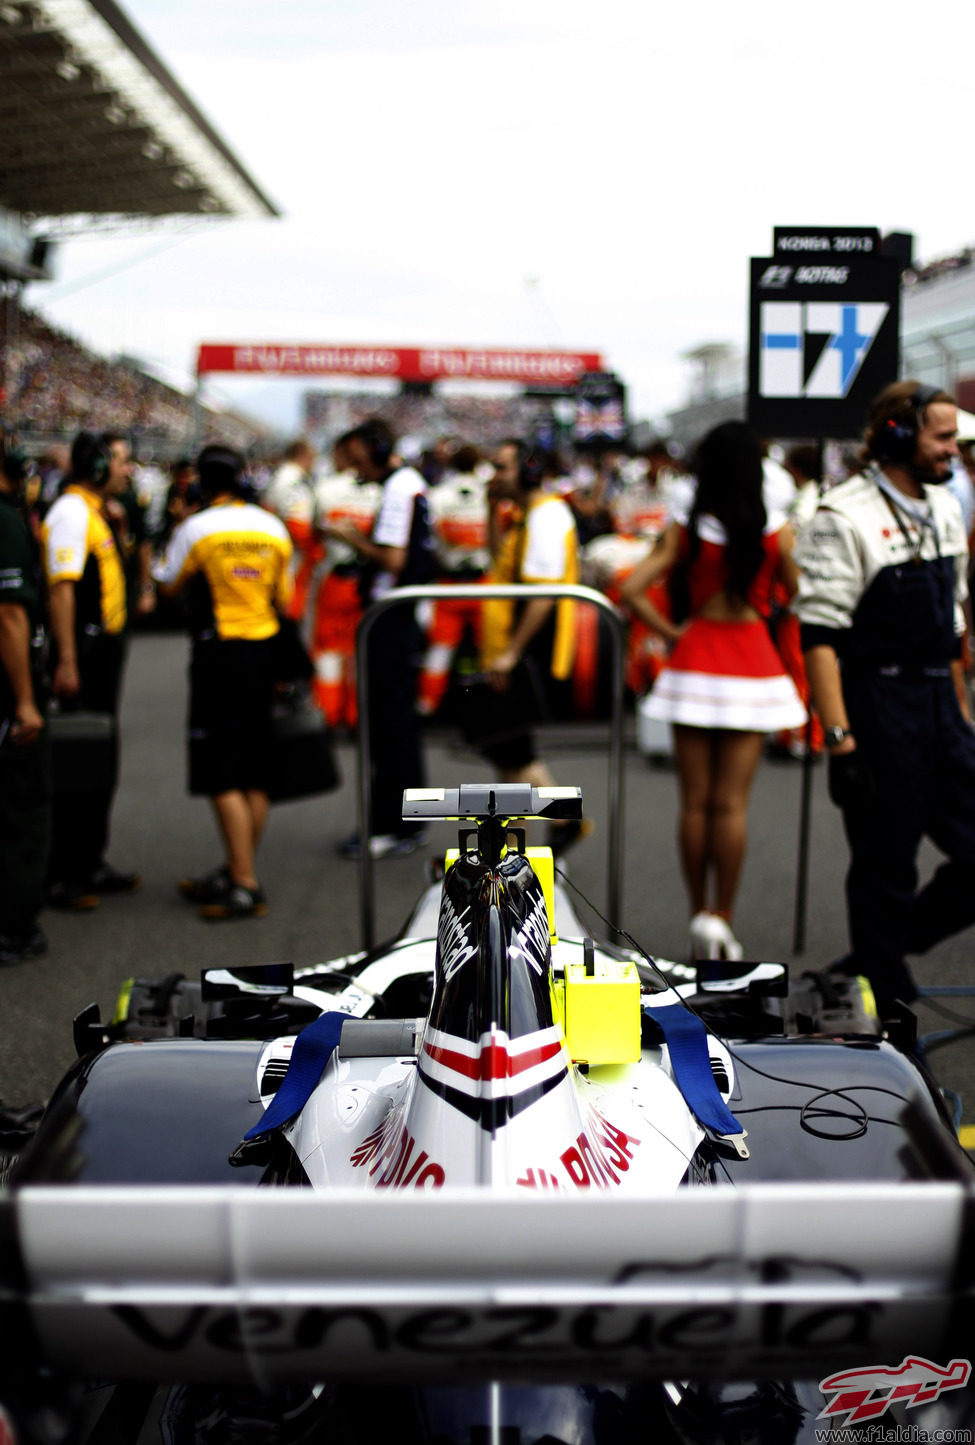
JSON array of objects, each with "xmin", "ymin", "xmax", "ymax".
[
  {"xmin": 324, "ymin": 417, "xmax": 433, "ymax": 859},
  {"xmin": 155, "ymin": 444, "xmax": 293, "ymax": 920},
  {"xmin": 0, "ymin": 426, "xmax": 50, "ymax": 962},
  {"xmin": 41, "ymin": 429, "xmax": 138, "ymax": 910},
  {"xmin": 796, "ymin": 380, "xmax": 973, "ymax": 1017}
]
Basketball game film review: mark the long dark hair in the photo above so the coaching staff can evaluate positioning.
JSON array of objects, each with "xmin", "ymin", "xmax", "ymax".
[{"xmin": 686, "ymin": 421, "xmax": 766, "ymax": 606}]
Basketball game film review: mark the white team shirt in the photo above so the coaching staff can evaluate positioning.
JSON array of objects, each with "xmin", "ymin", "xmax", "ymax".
[
  {"xmin": 263, "ymin": 461, "xmax": 314, "ymax": 528},
  {"xmin": 795, "ymin": 468, "xmax": 969, "ymax": 637},
  {"xmin": 521, "ymin": 494, "xmax": 577, "ymax": 579},
  {"xmin": 369, "ymin": 465, "xmax": 427, "ymax": 599},
  {"xmin": 428, "ymin": 469, "xmax": 489, "ymax": 573}
]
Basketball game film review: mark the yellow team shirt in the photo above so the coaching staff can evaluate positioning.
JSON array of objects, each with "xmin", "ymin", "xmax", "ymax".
[
  {"xmin": 482, "ymin": 492, "xmax": 579, "ymax": 679},
  {"xmin": 42, "ymin": 484, "xmax": 127, "ymax": 635},
  {"xmin": 158, "ymin": 499, "xmax": 293, "ymax": 639}
]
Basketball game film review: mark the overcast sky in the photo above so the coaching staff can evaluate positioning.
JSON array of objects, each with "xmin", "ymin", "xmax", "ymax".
[{"xmin": 25, "ymin": 0, "xmax": 975, "ymax": 434}]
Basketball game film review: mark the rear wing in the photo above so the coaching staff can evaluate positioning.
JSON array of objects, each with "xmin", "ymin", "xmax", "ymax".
[{"xmin": 4, "ymin": 1182, "xmax": 973, "ymax": 1387}]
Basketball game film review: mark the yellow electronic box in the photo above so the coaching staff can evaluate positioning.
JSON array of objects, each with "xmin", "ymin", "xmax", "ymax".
[{"xmin": 554, "ymin": 953, "xmax": 642, "ymax": 1066}]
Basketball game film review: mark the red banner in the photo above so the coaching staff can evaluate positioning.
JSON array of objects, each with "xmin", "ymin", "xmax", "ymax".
[{"xmin": 196, "ymin": 343, "xmax": 603, "ymax": 386}]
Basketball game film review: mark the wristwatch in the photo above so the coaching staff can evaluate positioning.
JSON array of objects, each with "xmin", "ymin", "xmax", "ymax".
[{"xmin": 824, "ymin": 725, "xmax": 850, "ymax": 750}]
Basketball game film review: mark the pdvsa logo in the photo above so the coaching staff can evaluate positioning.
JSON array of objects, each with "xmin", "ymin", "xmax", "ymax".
[
  {"xmin": 759, "ymin": 300, "xmax": 889, "ymax": 399},
  {"xmin": 818, "ymin": 1355, "xmax": 971, "ymax": 1426}
]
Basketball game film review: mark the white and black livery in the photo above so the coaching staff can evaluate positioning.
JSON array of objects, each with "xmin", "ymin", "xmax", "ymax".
[{"xmin": 1, "ymin": 784, "xmax": 974, "ymax": 1443}]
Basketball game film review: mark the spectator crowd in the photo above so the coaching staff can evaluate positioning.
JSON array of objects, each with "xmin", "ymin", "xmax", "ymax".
[{"xmin": 2, "ymin": 305, "xmax": 267, "ymax": 451}]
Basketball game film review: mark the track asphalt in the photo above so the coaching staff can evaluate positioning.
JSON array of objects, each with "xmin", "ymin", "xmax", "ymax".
[{"xmin": 2, "ymin": 629, "xmax": 972, "ymax": 1141}]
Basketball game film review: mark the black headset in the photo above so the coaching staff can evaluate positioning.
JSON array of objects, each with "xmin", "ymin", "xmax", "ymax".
[
  {"xmin": 875, "ymin": 384, "xmax": 944, "ymax": 464},
  {"xmin": 0, "ymin": 425, "xmax": 29, "ymax": 485},
  {"xmin": 197, "ymin": 445, "xmax": 246, "ymax": 495},
  {"xmin": 70, "ymin": 430, "xmax": 112, "ymax": 487},
  {"xmin": 356, "ymin": 419, "xmax": 395, "ymax": 470},
  {"xmin": 508, "ymin": 438, "xmax": 545, "ymax": 491}
]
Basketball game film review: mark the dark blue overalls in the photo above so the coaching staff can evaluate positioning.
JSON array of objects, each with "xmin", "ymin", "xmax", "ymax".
[{"xmin": 832, "ymin": 547, "xmax": 975, "ymax": 1012}]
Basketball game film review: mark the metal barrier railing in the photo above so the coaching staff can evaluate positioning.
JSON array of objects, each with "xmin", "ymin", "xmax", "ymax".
[{"xmin": 355, "ymin": 583, "xmax": 627, "ymax": 950}]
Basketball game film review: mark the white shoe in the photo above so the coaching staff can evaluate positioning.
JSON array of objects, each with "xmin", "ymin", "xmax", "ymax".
[
  {"xmin": 689, "ymin": 911, "xmax": 724, "ymax": 959},
  {"xmin": 689, "ymin": 911, "xmax": 743, "ymax": 962},
  {"xmin": 721, "ymin": 927, "xmax": 744, "ymax": 963}
]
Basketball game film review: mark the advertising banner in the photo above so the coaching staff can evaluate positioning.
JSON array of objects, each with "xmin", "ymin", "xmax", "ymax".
[{"xmin": 196, "ymin": 344, "xmax": 603, "ymax": 386}]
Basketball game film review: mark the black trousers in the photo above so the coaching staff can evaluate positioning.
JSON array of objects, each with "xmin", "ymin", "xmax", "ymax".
[
  {"xmin": 49, "ymin": 630, "xmax": 126, "ymax": 885},
  {"xmin": 831, "ymin": 668, "xmax": 975, "ymax": 1013},
  {"xmin": 365, "ymin": 612, "xmax": 425, "ymax": 837},
  {"xmin": 188, "ymin": 637, "xmax": 276, "ymax": 797},
  {"xmin": 0, "ymin": 722, "xmax": 51, "ymax": 933}
]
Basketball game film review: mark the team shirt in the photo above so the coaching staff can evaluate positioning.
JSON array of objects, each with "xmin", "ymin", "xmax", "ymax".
[
  {"xmin": 262, "ymin": 460, "xmax": 318, "ymax": 620},
  {"xmin": 482, "ymin": 492, "xmax": 579, "ymax": 679},
  {"xmin": 0, "ymin": 493, "xmax": 36, "ymax": 614},
  {"xmin": 156, "ymin": 499, "xmax": 293, "ymax": 640},
  {"xmin": 795, "ymin": 465, "xmax": 969, "ymax": 664},
  {"xmin": 368, "ymin": 465, "xmax": 428, "ymax": 599},
  {"xmin": 428, "ymin": 469, "xmax": 490, "ymax": 575},
  {"xmin": 263, "ymin": 461, "xmax": 314, "ymax": 537},
  {"xmin": 0, "ymin": 491, "xmax": 44, "ymax": 718},
  {"xmin": 42, "ymin": 484, "xmax": 126, "ymax": 635},
  {"xmin": 312, "ymin": 468, "xmax": 381, "ymax": 570}
]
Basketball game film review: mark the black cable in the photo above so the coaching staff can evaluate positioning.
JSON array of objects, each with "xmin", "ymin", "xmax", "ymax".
[
  {"xmin": 553, "ymin": 864, "xmax": 919, "ymax": 1142},
  {"xmin": 733, "ymin": 1098, "xmax": 907, "ymax": 1141}
]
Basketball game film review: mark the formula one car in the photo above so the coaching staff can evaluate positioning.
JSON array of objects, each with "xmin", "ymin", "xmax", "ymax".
[{"xmin": 2, "ymin": 782, "xmax": 974, "ymax": 1445}]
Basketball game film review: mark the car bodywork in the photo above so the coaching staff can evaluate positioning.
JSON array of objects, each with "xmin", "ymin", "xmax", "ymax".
[{"xmin": 2, "ymin": 783, "xmax": 974, "ymax": 1444}]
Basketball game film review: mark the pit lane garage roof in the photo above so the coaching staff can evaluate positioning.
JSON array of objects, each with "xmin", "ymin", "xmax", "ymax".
[{"xmin": 0, "ymin": 0, "xmax": 279, "ymax": 227}]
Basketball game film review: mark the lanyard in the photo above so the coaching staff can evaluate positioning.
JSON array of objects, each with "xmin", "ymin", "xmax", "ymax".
[{"xmin": 872, "ymin": 468, "xmax": 939, "ymax": 565}]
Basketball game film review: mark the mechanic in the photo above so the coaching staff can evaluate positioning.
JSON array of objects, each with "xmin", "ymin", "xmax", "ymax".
[
  {"xmin": 262, "ymin": 437, "xmax": 319, "ymax": 628},
  {"xmin": 42, "ymin": 429, "xmax": 138, "ymax": 909},
  {"xmin": 325, "ymin": 417, "xmax": 433, "ymax": 859},
  {"xmin": 417, "ymin": 443, "xmax": 490, "ymax": 718},
  {"xmin": 0, "ymin": 425, "xmax": 50, "ymax": 963},
  {"xmin": 474, "ymin": 438, "xmax": 586, "ymax": 856},
  {"xmin": 156, "ymin": 444, "xmax": 293, "ymax": 920},
  {"xmin": 103, "ymin": 432, "xmax": 157, "ymax": 623},
  {"xmin": 796, "ymin": 380, "xmax": 975, "ymax": 1016},
  {"xmin": 309, "ymin": 432, "xmax": 380, "ymax": 730}
]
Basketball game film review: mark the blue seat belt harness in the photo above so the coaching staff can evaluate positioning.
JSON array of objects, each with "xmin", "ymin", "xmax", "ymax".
[
  {"xmin": 243, "ymin": 1010, "xmax": 346, "ymax": 1140},
  {"xmin": 644, "ymin": 1002, "xmax": 749, "ymax": 1159}
]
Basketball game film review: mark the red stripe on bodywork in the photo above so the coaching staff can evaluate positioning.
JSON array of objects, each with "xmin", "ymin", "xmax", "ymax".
[{"xmin": 424, "ymin": 1037, "xmax": 562, "ymax": 1081}]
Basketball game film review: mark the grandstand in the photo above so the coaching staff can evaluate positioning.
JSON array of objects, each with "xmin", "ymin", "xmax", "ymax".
[
  {"xmin": 5, "ymin": 305, "xmax": 271, "ymax": 453},
  {"xmin": 0, "ymin": 0, "xmax": 277, "ymax": 233},
  {"xmin": 0, "ymin": 0, "xmax": 278, "ymax": 450},
  {"xmin": 304, "ymin": 388, "xmax": 576, "ymax": 454}
]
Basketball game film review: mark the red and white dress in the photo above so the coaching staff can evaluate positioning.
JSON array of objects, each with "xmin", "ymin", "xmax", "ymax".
[{"xmin": 643, "ymin": 514, "xmax": 806, "ymax": 732}]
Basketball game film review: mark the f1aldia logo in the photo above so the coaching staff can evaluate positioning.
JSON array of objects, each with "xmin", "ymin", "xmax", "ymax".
[
  {"xmin": 760, "ymin": 300, "xmax": 889, "ymax": 400},
  {"xmin": 818, "ymin": 1356, "xmax": 971, "ymax": 1425}
]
